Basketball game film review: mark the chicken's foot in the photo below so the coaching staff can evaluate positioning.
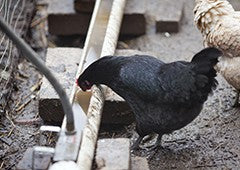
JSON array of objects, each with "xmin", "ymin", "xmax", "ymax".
[
  {"xmin": 147, "ymin": 134, "xmax": 163, "ymax": 151},
  {"xmin": 131, "ymin": 136, "xmax": 143, "ymax": 150},
  {"xmin": 147, "ymin": 135, "xmax": 164, "ymax": 160},
  {"xmin": 233, "ymin": 91, "xmax": 240, "ymax": 107},
  {"xmin": 142, "ymin": 133, "xmax": 157, "ymax": 143}
]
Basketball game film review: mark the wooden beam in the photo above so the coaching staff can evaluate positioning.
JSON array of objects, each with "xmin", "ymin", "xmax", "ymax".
[{"xmin": 76, "ymin": 0, "xmax": 126, "ymax": 169}]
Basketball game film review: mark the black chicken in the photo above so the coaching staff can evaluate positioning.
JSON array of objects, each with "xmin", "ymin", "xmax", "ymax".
[{"xmin": 77, "ymin": 47, "xmax": 222, "ymax": 150}]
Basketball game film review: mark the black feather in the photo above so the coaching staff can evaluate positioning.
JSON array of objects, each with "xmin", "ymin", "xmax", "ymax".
[{"xmin": 77, "ymin": 47, "xmax": 222, "ymax": 148}]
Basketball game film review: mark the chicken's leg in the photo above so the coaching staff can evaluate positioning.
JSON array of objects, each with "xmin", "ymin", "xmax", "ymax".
[
  {"xmin": 233, "ymin": 91, "xmax": 240, "ymax": 107},
  {"xmin": 148, "ymin": 134, "xmax": 163, "ymax": 151},
  {"xmin": 131, "ymin": 136, "xmax": 143, "ymax": 150},
  {"xmin": 148, "ymin": 134, "xmax": 164, "ymax": 160},
  {"xmin": 142, "ymin": 134, "xmax": 157, "ymax": 143}
]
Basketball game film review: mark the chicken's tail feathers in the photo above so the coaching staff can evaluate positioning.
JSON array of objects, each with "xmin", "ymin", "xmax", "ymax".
[
  {"xmin": 191, "ymin": 47, "xmax": 222, "ymax": 64},
  {"xmin": 191, "ymin": 47, "xmax": 222, "ymax": 98},
  {"xmin": 191, "ymin": 47, "xmax": 222, "ymax": 75}
]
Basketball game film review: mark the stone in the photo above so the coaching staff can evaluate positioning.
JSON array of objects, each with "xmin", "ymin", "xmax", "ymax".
[
  {"xmin": 95, "ymin": 138, "xmax": 130, "ymax": 170},
  {"xmin": 131, "ymin": 156, "xmax": 150, "ymax": 170}
]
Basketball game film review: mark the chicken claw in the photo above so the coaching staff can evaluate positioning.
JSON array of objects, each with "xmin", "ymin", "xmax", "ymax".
[
  {"xmin": 233, "ymin": 91, "xmax": 240, "ymax": 108},
  {"xmin": 131, "ymin": 136, "xmax": 143, "ymax": 150}
]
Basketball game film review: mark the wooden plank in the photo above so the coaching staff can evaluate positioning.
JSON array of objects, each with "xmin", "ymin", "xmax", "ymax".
[
  {"xmin": 95, "ymin": 138, "xmax": 130, "ymax": 170},
  {"xmin": 76, "ymin": 0, "xmax": 126, "ymax": 169}
]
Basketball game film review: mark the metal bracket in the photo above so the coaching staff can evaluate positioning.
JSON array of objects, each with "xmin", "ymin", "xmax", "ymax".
[
  {"xmin": 32, "ymin": 146, "xmax": 55, "ymax": 170},
  {"xmin": 30, "ymin": 105, "xmax": 85, "ymax": 168},
  {"xmin": 53, "ymin": 102, "xmax": 87, "ymax": 161},
  {"xmin": 29, "ymin": 125, "xmax": 60, "ymax": 169}
]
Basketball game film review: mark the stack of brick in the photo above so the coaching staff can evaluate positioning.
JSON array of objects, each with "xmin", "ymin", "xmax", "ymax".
[{"xmin": 47, "ymin": 0, "xmax": 146, "ymax": 38}]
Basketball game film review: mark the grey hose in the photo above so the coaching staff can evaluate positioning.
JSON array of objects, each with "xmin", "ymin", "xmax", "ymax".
[{"xmin": 0, "ymin": 16, "xmax": 75, "ymax": 134}]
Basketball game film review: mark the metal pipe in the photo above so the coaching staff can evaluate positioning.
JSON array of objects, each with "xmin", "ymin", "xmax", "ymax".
[{"xmin": 0, "ymin": 16, "xmax": 75, "ymax": 133}]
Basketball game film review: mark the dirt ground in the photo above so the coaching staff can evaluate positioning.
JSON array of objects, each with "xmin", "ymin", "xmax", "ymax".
[
  {"xmin": 0, "ymin": 2, "xmax": 50, "ymax": 169},
  {"xmin": 1, "ymin": 0, "xmax": 240, "ymax": 169},
  {"xmin": 100, "ymin": 0, "xmax": 240, "ymax": 169}
]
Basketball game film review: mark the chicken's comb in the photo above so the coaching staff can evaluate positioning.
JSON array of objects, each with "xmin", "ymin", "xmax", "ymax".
[{"xmin": 76, "ymin": 79, "xmax": 79, "ymax": 86}]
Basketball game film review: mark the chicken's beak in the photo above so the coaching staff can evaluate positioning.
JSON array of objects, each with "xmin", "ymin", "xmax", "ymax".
[
  {"xmin": 76, "ymin": 79, "xmax": 79, "ymax": 86},
  {"xmin": 79, "ymin": 80, "xmax": 92, "ymax": 91}
]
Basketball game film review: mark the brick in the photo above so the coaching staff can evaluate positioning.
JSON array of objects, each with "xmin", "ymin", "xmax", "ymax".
[
  {"xmin": 151, "ymin": 0, "xmax": 184, "ymax": 33},
  {"xmin": 48, "ymin": 14, "xmax": 91, "ymax": 36},
  {"xmin": 101, "ymin": 101, "xmax": 134, "ymax": 126},
  {"xmin": 131, "ymin": 156, "xmax": 150, "ymax": 170},
  {"xmin": 74, "ymin": 0, "xmax": 145, "ymax": 14},
  {"xmin": 40, "ymin": 48, "xmax": 155, "ymax": 125},
  {"xmin": 47, "ymin": 0, "xmax": 145, "ymax": 37},
  {"xmin": 49, "ymin": 161, "xmax": 79, "ymax": 170},
  {"xmin": 47, "ymin": 0, "xmax": 91, "ymax": 36},
  {"xmin": 122, "ymin": 0, "xmax": 146, "ymax": 37},
  {"xmin": 96, "ymin": 138, "xmax": 130, "ymax": 170},
  {"xmin": 121, "ymin": 14, "xmax": 145, "ymax": 37},
  {"xmin": 74, "ymin": 0, "xmax": 95, "ymax": 13},
  {"xmin": 39, "ymin": 48, "xmax": 81, "ymax": 124},
  {"xmin": 229, "ymin": 0, "xmax": 240, "ymax": 10},
  {"xmin": 16, "ymin": 148, "xmax": 51, "ymax": 170}
]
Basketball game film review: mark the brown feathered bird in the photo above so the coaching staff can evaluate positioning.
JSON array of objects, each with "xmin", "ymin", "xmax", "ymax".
[
  {"xmin": 77, "ymin": 48, "xmax": 222, "ymax": 150},
  {"xmin": 194, "ymin": 0, "xmax": 240, "ymax": 107}
]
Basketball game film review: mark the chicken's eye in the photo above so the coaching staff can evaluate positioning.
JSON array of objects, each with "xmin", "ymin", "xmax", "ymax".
[{"xmin": 84, "ymin": 80, "xmax": 91, "ymax": 87}]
